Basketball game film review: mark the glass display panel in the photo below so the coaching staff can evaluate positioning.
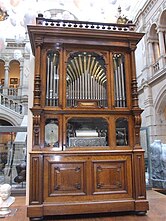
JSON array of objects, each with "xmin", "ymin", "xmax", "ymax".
[
  {"xmin": 45, "ymin": 119, "xmax": 59, "ymax": 147},
  {"xmin": 66, "ymin": 52, "xmax": 107, "ymax": 108},
  {"xmin": 116, "ymin": 118, "xmax": 128, "ymax": 146},
  {"xmin": 46, "ymin": 50, "xmax": 59, "ymax": 106},
  {"xmin": 0, "ymin": 131, "xmax": 26, "ymax": 193},
  {"xmin": 113, "ymin": 53, "xmax": 127, "ymax": 107},
  {"xmin": 66, "ymin": 117, "xmax": 108, "ymax": 147}
]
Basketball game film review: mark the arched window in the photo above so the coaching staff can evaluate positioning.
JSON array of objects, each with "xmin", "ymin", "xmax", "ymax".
[
  {"xmin": 8, "ymin": 60, "xmax": 20, "ymax": 96},
  {"xmin": 149, "ymin": 24, "xmax": 160, "ymax": 63},
  {"xmin": 9, "ymin": 60, "xmax": 20, "ymax": 87},
  {"xmin": 159, "ymin": 10, "xmax": 166, "ymax": 55}
]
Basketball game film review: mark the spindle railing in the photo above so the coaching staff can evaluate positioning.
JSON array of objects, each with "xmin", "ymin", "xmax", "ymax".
[
  {"xmin": 0, "ymin": 93, "xmax": 24, "ymax": 115},
  {"xmin": 36, "ymin": 14, "xmax": 135, "ymax": 32}
]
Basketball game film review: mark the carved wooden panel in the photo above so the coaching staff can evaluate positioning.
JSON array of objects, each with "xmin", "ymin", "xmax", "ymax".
[
  {"xmin": 92, "ymin": 159, "xmax": 131, "ymax": 195},
  {"xmin": 33, "ymin": 115, "xmax": 40, "ymax": 147},
  {"xmin": 44, "ymin": 157, "xmax": 87, "ymax": 199},
  {"xmin": 133, "ymin": 152, "xmax": 146, "ymax": 199},
  {"xmin": 29, "ymin": 154, "xmax": 43, "ymax": 205}
]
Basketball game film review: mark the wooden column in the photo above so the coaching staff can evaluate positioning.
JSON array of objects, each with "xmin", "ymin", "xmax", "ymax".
[
  {"xmin": 130, "ymin": 45, "xmax": 139, "ymax": 109},
  {"xmin": 130, "ymin": 44, "xmax": 143, "ymax": 149},
  {"xmin": 34, "ymin": 44, "xmax": 41, "ymax": 106}
]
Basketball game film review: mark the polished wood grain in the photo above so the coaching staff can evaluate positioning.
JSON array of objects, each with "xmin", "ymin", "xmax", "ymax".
[
  {"xmin": 3, "ymin": 190, "xmax": 166, "ymax": 221},
  {"xmin": 27, "ymin": 20, "xmax": 148, "ymax": 219}
]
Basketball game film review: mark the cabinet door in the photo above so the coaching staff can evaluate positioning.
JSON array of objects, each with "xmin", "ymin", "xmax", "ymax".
[
  {"xmin": 92, "ymin": 160, "xmax": 130, "ymax": 194},
  {"xmin": 43, "ymin": 156, "xmax": 87, "ymax": 202},
  {"xmin": 43, "ymin": 154, "xmax": 133, "ymax": 203}
]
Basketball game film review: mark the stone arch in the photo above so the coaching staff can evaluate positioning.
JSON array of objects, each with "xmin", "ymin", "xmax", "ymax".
[
  {"xmin": 0, "ymin": 58, "xmax": 5, "ymax": 63},
  {"xmin": 154, "ymin": 85, "xmax": 166, "ymax": 113},
  {"xmin": 141, "ymin": 78, "xmax": 146, "ymax": 86},
  {"xmin": 149, "ymin": 23, "xmax": 158, "ymax": 39},
  {"xmin": 0, "ymin": 59, "xmax": 5, "ymax": 86},
  {"xmin": 153, "ymin": 85, "xmax": 166, "ymax": 130},
  {"xmin": 158, "ymin": 10, "xmax": 166, "ymax": 55},
  {"xmin": 9, "ymin": 59, "xmax": 20, "ymax": 65},
  {"xmin": 9, "ymin": 59, "xmax": 20, "ymax": 87},
  {"xmin": 0, "ymin": 113, "xmax": 18, "ymax": 126},
  {"xmin": 159, "ymin": 9, "xmax": 166, "ymax": 26},
  {"xmin": 148, "ymin": 23, "xmax": 160, "ymax": 62}
]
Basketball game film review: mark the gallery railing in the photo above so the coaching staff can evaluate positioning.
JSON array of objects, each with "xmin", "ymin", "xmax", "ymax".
[
  {"xmin": 36, "ymin": 14, "xmax": 135, "ymax": 32},
  {"xmin": 0, "ymin": 93, "xmax": 24, "ymax": 115}
]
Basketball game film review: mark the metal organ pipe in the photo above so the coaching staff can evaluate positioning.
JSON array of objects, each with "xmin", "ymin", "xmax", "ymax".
[
  {"xmin": 117, "ymin": 65, "xmax": 122, "ymax": 107},
  {"xmin": 46, "ymin": 52, "xmax": 60, "ymax": 107},
  {"xmin": 115, "ymin": 68, "xmax": 119, "ymax": 107},
  {"xmin": 46, "ymin": 56, "xmax": 50, "ymax": 106},
  {"xmin": 53, "ymin": 65, "xmax": 56, "ymax": 106},
  {"xmin": 120, "ymin": 61, "xmax": 126, "ymax": 107},
  {"xmin": 90, "ymin": 75, "xmax": 93, "ymax": 99},
  {"xmin": 114, "ymin": 54, "xmax": 126, "ymax": 108},
  {"xmin": 66, "ymin": 53, "xmax": 107, "ymax": 107}
]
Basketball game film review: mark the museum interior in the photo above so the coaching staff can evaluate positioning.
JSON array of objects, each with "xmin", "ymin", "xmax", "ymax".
[{"xmin": 0, "ymin": 0, "xmax": 166, "ymax": 220}]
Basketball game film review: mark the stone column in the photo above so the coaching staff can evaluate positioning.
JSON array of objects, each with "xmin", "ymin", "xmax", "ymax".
[
  {"xmin": 148, "ymin": 40, "xmax": 154, "ymax": 77},
  {"xmin": 158, "ymin": 29, "xmax": 165, "ymax": 56},
  {"xmin": 4, "ymin": 63, "xmax": 9, "ymax": 96},
  {"xmin": 158, "ymin": 29, "xmax": 165, "ymax": 68},
  {"xmin": 148, "ymin": 41, "xmax": 154, "ymax": 64},
  {"xmin": 19, "ymin": 64, "xmax": 23, "ymax": 87},
  {"xmin": 18, "ymin": 64, "xmax": 23, "ymax": 96}
]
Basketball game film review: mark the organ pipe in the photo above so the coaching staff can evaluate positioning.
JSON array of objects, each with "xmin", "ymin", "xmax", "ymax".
[
  {"xmin": 66, "ymin": 52, "xmax": 107, "ymax": 107},
  {"xmin": 46, "ymin": 51, "xmax": 59, "ymax": 106},
  {"xmin": 113, "ymin": 54, "xmax": 126, "ymax": 107}
]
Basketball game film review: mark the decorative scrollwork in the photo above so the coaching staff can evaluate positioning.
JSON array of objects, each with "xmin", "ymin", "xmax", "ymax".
[
  {"xmin": 97, "ymin": 183, "xmax": 104, "ymax": 189},
  {"xmin": 96, "ymin": 165, "xmax": 102, "ymax": 172},
  {"xmin": 55, "ymin": 167, "xmax": 60, "ymax": 173},
  {"xmin": 54, "ymin": 185, "xmax": 60, "ymax": 190},
  {"xmin": 75, "ymin": 167, "xmax": 81, "ymax": 172},
  {"xmin": 134, "ymin": 114, "xmax": 142, "ymax": 146},
  {"xmin": 75, "ymin": 183, "xmax": 81, "ymax": 190},
  {"xmin": 33, "ymin": 115, "xmax": 40, "ymax": 146}
]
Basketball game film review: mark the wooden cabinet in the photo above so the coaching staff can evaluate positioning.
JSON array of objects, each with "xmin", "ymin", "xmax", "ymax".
[{"xmin": 27, "ymin": 16, "xmax": 149, "ymax": 220}]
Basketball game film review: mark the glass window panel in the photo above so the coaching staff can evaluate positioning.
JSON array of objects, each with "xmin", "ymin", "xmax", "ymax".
[
  {"xmin": 116, "ymin": 118, "xmax": 128, "ymax": 146},
  {"xmin": 45, "ymin": 119, "xmax": 59, "ymax": 147},
  {"xmin": 0, "ymin": 131, "xmax": 27, "ymax": 194},
  {"xmin": 46, "ymin": 50, "xmax": 59, "ymax": 106},
  {"xmin": 113, "ymin": 53, "xmax": 127, "ymax": 107},
  {"xmin": 66, "ymin": 117, "xmax": 108, "ymax": 147}
]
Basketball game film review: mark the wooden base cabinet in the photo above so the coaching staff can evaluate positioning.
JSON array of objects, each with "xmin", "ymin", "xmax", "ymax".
[
  {"xmin": 28, "ymin": 151, "xmax": 148, "ymax": 220},
  {"xmin": 27, "ymin": 16, "xmax": 149, "ymax": 220}
]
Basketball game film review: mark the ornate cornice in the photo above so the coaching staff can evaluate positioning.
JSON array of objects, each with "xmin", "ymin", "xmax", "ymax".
[{"xmin": 134, "ymin": 0, "xmax": 164, "ymax": 31}]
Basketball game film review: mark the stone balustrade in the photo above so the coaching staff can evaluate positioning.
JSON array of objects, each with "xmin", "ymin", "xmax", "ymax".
[{"xmin": 0, "ymin": 93, "xmax": 24, "ymax": 115}]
